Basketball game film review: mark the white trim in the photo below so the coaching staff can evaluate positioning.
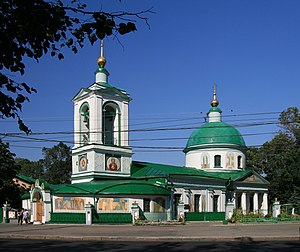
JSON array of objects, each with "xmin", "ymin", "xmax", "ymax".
[{"xmin": 236, "ymin": 186, "xmax": 268, "ymax": 191}]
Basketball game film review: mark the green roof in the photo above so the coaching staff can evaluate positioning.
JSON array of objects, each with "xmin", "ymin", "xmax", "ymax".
[
  {"xmin": 94, "ymin": 67, "xmax": 110, "ymax": 76},
  {"xmin": 16, "ymin": 174, "xmax": 36, "ymax": 184},
  {"xmin": 185, "ymin": 121, "xmax": 246, "ymax": 149},
  {"xmin": 94, "ymin": 81, "xmax": 126, "ymax": 92},
  {"xmin": 21, "ymin": 192, "xmax": 30, "ymax": 200},
  {"xmin": 209, "ymin": 107, "xmax": 222, "ymax": 113},
  {"xmin": 54, "ymin": 178, "xmax": 170, "ymax": 196},
  {"xmin": 131, "ymin": 161, "xmax": 252, "ymax": 181}
]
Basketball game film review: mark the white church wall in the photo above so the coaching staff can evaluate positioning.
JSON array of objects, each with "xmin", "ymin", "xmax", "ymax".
[
  {"xmin": 185, "ymin": 147, "xmax": 246, "ymax": 170},
  {"xmin": 89, "ymin": 94, "xmax": 103, "ymax": 144}
]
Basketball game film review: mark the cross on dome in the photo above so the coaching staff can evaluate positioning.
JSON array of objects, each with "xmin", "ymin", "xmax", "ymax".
[
  {"xmin": 97, "ymin": 40, "xmax": 107, "ymax": 68},
  {"xmin": 210, "ymin": 84, "xmax": 219, "ymax": 107}
]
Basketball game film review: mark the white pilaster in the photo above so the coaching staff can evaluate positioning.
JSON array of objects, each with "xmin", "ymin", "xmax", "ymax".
[
  {"xmin": 89, "ymin": 95, "xmax": 103, "ymax": 144},
  {"xmin": 261, "ymin": 193, "xmax": 268, "ymax": 216},
  {"xmin": 241, "ymin": 193, "xmax": 247, "ymax": 214},
  {"xmin": 232, "ymin": 192, "xmax": 236, "ymax": 207},
  {"xmin": 253, "ymin": 193, "xmax": 258, "ymax": 213},
  {"xmin": 221, "ymin": 191, "xmax": 226, "ymax": 212},
  {"xmin": 121, "ymin": 101, "xmax": 129, "ymax": 146},
  {"xmin": 73, "ymin": 102, "xmax": 80, "ymax": 148}
]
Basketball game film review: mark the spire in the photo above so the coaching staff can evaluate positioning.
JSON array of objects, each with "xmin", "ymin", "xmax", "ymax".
[
  {"xmin": 97, "ymin": 40, "xmax": 107, "ymax": 68},
  {"xmin": 210, "ymin": 84, "xmax": 219, "ymax": 107},
  {"xmin": 95, "ymin": 40, "xmax": 109, "ymax": 84},
  {"xmin": 208, "ymin": 84, "xmax": 221, "ymax": 123}
]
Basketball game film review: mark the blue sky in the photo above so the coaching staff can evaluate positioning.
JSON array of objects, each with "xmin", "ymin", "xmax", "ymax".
[{"xmin": 2, "ymin": 0, "xmax": 300, "ymax": 166}]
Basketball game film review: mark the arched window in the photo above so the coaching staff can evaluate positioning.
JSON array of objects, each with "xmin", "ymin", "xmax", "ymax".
[
  {"xmin": 214, "ymin": 155, "xmax": 221, "ymax": 168},
  {"xmin": 80, "ymin": 102, "xmax": 89, "ymax": 145},
  {"xmin": 102, "ymin": 102, "xmax": 120, "ymax": 146},
  {"xmin": 237, "ymin": 155, "xmax": 242, "ymax": 168}
]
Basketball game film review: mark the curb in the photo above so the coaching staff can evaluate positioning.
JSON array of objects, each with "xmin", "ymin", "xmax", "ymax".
[{"xmin": 0, "ymin": 234, "xmax": 299, "ymax": 241}]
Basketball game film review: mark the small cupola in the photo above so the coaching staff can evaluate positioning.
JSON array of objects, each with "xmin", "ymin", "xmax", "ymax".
[{"xmin": 95, "ymin": 40, "xmax": 109, "ymax": 83}]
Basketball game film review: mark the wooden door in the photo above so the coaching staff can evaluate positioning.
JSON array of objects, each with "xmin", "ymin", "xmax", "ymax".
[{"xmin": 36, "ymin": 202, "xmax": 43, "ymax": 222}]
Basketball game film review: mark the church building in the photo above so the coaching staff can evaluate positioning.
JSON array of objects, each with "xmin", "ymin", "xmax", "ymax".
[{"xmin": 21, "ymin": 43, "xmax": 269, "ymax": 224}]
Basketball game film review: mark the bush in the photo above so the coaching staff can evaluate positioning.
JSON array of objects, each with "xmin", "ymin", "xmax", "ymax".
[
  {"xmin": 230, "ymin": 209, "xmax": 243, "ymax": 223},
  {"xmin": 230, "ymin": 209, "xmax": 263, "ymax": 223}
]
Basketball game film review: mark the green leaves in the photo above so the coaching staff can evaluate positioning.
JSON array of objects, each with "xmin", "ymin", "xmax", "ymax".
[
  {"xmin": 42, "ymin": 142, "xmax": 72, "ymax": 184},
  {"xmin": 0, "ymin": 73, "xmax": 36, "ymax": 134},
  {"xmin": 118, "ymin": 22, "xmax": 137, "ymax": 35},
  {"xmin": 0, "ymin": 139, "xmax": 21, "ymax": 207},
  {"xmin": 247, "ymin": 108, "xmax": 300, "ymax": 205},
  {"xmin": 279, "ymin": 107, "xmax": 300, "ymax": 138},
  {"xmin": 1, "ymin": 0, "xmax": 151, "ymax": 133}
]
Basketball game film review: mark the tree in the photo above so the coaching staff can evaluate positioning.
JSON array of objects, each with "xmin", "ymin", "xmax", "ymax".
[
  {"xmin": 0, "ymin": 0, "xmax": 152, "ymax": 133},
  {"xmin": 41, "ymin": 142, "xmax": 72, "ymax": 184},
  {"xmin": 279, "ymin": 107, "xmax": 300, "ymax": 137},
  {"xmin": 15, "ymin": 158, "xmax": 44, "ymax": 179},
  {"xmin": 247, "ymin": 107, "xmax": 300, "ymax": 205},
  {"xmin": 0, "ymin": 139, "xmax": 22, "ymax": 207}
]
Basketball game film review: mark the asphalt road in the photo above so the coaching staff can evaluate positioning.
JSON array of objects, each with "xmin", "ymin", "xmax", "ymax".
[
  {"xmin": 0, "ymin": 221, "xmax": 299, "ymax": 241},
  {"xmin": 0, "ymin": 239, "xmax": 299, "ymax": 252}
]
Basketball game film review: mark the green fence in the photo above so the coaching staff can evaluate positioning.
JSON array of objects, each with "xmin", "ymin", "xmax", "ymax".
[
  {"xmin": 49, "ymin": 213, "xmax": 86, "ymax": 224},
  {"xmin": 0, "ymin": 208, "xmax": 2, "ymax": 223},
  {"xmin": 185, "ymin": 212, "xmax": 225, "ymax": 221},
  {"xmin": 241, "ymin": 217, "xmax": 300, "ymax": 223},
  {"xmin": 281, "ymin": 204, "xmax": 300, "ymax": 215},
  {"xmin": 93, "ymin": 213, "xmax": 132, "ymax": 224}
]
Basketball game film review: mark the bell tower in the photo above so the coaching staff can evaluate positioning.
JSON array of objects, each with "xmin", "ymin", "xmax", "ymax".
[{"xmin": 71, "ymin": 41, "xmax": 132, "ymax": 183}]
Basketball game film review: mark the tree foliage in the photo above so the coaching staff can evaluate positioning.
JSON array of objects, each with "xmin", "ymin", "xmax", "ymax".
[
  {"xmin": 16, "ymin": 143, "xmax": 72, "ymax": 184},
  {"xmin": 279, "ymin": 107, "xmax": 300, "ymax": 137},
  {"xmin": 0, "ymin": 139, "xmax": 21, "ymax": 207},
  {"xmin": 15, "ymin": 158, "xmax": 44, "ymax": 179},
  {"xmin": 247, "ymin": 107, "xmax": 300, "ymax": 205},
  {"xmin": 0, "ymin": 0, "xmax": 152, "ymax": 133},
  {"xmin": 41, "ymin": 142, "xmax": 72, "ymax": 184}
]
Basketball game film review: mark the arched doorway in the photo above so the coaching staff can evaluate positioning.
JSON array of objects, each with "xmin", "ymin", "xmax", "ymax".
[{"xmin": 32, "ymin": 190, "xmax": 43, "ymax": 223}]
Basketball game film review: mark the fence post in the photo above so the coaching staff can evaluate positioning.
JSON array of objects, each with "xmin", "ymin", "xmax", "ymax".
[
  {"xmin": 272, "ymin": 199, "xmax": 281, "ymax": 218},
  {"xmin": 177, "ymin": 202, "xmax": 185, "ymax": 221},
  {"xmin": 131, "ymin": 202, "xmax": 140, "ymax": 224},
  {"xmin": 225, "ymin": 201, "xmax": 235, "ymax": 220},
  {"xmin": 85, "ymin": 202, "xmax": 92, "ymax": 225},
  {"xmin": 3, "ymin": 203, "xmax": 11, "ymax": 223}
]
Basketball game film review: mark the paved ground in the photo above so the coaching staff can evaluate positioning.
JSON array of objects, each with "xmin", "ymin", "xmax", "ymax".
[
  {"xmin": 0, "ymin": 239, "xmax": 299, "ymax": 252},
  {"xmin": 0, "ymin": 221, "xmax": 299, "ymax": 241}
]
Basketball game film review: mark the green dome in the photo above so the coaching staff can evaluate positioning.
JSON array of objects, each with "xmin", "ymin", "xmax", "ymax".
[{"xmin": 185, "ymin": 121, "xmax": 245, "ymax": 149}]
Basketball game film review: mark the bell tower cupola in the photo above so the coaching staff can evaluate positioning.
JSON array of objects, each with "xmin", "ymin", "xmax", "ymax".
[{"xmin": 95, "ymin": 40, "xmax": 109, "ymax": 83}]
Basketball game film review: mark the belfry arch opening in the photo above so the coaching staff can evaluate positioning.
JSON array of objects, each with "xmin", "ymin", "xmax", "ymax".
[
  {"xmin": 80, "ymin": 102, "xmax": 90, "ymax": 145},
  {"xmin": 102, "ymin": 102, "xmax": 121, "ymax": 146}
]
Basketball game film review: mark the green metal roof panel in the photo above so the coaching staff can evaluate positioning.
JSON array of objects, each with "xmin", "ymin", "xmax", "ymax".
[
  {"xmin": 186, "ymin": 121, "xmax": 246, "ymax": 148},
  {"xmin": 99, "ymin": 183, "xmax": 170, "ymax": 195},
  {"xmin": 16, "ymin": 174, "xmax": 36, "ymax": 184},
  {"xmin": 94, "ymin": 67, "xmax": 110, "ymax": 76},
  {"xmin": 209, "ymin": 107, "xmax": 222, "ymax": 113},
  {"xmin": 54, "ymin": 178, "xmax": 170, "ymax": 196},
  {"xmin": 21, "ymin": 192, "xmax": 30, "ymax": 200},
  {"xmin": 131, "ymin": 161, "xmax": 252, "ymax": 181}
]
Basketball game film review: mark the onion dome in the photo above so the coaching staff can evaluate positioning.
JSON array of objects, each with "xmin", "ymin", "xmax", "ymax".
[{"xmin": 184, "ymin": 86, "xmax": 246, "ymax": 152}]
